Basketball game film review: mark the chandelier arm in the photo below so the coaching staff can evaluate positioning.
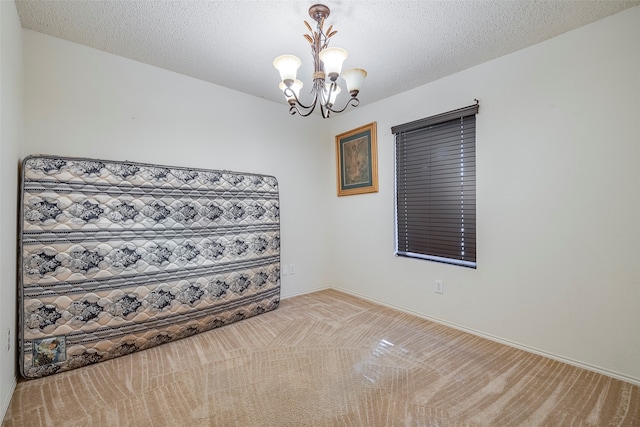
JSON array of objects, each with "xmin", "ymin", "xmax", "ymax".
[
  {"xmin": 324, "ymin": 97, "xmax": 361, "ymax": 114},
  {"xmin": 290, "ymin": 102, "xmax": 318, "ymax": 117},
  {"xmin": 316, "ymin": 79, "xmax": 329, "ymax": 108},
  {"xmin": 283, "ymin": 86, "xmax": 318, "ymax": 111},
  {"xmin": 283, "ymin": 86, "xmax": 319, "ymax": 117},
  {"xmin": 319, "ymin": 103, "xmax": 330, "ymax": 119}
]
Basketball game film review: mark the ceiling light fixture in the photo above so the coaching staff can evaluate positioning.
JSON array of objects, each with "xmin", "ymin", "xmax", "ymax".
[{"xmin": 273, "ymin": 4, "xmax": 367, "ymax": 118}]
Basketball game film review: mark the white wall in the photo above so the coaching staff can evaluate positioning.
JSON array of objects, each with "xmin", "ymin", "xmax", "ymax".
[
  {"xmin": 22, "ymin": 30, "xmax": 333, "ymax": 296},
  {"xmin": 327, "ymin": 6, "xmax": 640, "ymax": 383},
  {"xmin": 0, "ymin": 0, "xmax": 23, "ymax": 418}
]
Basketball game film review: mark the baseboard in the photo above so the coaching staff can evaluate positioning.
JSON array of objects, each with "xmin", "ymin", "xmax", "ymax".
[
  {"xmin": 0, "ymin": 375, "xmax": 17, "ymax": 423},
  {"xmin": 281, "ymin": 285, "xmax": 331, "ymax": 301},
  {"xmin": 332, "ymin": 286, "xmax": 640, "ymax": 387}
]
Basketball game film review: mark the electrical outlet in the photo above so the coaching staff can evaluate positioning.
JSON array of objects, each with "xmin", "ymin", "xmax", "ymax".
[
  {"xmin": 435, "ymin": 280, "xmax": 444, "ymax": 294},
  {"xmin": 6, "ymin": 328, "xmax": 10, "ymax": 352}
]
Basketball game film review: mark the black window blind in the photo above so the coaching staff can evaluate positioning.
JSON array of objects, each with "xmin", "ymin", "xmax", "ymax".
[{"xmin": 393, "ymin": 104, "xmax": 478, "ymax": 268}]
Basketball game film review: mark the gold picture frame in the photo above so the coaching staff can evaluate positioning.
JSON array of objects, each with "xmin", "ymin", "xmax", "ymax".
[{"xmin": 335, "ymin": 122, "xmax": 378, "ymax": 196}]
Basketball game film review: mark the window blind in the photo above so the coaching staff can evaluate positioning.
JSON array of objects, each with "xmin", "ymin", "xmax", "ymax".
[{"xmin": 393, "ymin": 104, "xmax": 478, "ymax": 268}]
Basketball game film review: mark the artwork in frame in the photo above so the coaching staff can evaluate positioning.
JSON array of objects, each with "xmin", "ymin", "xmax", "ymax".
[{"xmin": 335, "ymin": 122, "xmax": 379, "ymax": 196}]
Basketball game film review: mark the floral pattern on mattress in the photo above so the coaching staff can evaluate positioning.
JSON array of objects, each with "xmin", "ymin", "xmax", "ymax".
[{"xmin": 19, "ymin": 155, "xmax": 280, "ymax": 378}]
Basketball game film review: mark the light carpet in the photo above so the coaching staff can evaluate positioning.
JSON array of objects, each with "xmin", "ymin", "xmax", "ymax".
[{"xmin": 3, "ymin": 289, "xmax": 639, "ymax": 426}]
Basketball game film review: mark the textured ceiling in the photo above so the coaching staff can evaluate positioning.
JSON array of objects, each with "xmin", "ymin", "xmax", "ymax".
[{"xmin": 15, "ymin": 0, "xmax": 640, "ymax": 109}]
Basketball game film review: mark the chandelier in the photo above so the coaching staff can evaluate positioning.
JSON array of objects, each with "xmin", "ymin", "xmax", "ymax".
[{"xmin": 273, "ymin": 4, "xmax": 367, "ymax": 118}]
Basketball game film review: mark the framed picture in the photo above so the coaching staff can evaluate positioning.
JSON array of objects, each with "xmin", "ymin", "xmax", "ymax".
[{"xmin": 335, "ymin": 122, "xmax": 378, "ymax": 196}]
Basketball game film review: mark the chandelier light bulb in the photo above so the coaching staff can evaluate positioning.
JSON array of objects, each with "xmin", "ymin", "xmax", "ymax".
[
  {"xmin": 279, "ymin": 79, "xmax": 304, "ymax": 104},
  {"xmin": 324, "ymin": 83, "xmax": 341, "ymax": 106},
  {"xmin": 341, "ymin": 68, "xmax": 367, "ymax": 96},
  {"xmin": 273, "ymin": 55, "xmax": 301, "ymax": 83},
  {"xmin": 319, "ymin": 47, "xmax": 348, "ymax": 81}
]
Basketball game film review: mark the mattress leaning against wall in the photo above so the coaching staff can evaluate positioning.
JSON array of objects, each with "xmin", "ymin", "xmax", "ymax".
[{"xmin": 18, "ymin": 155, "xmax": 281, "ymax": 379}]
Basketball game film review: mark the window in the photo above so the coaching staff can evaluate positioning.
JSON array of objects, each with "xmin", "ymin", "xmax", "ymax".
[{"xmin": 392, "ymin": 103, "xmax": 478, "ymax": 268}]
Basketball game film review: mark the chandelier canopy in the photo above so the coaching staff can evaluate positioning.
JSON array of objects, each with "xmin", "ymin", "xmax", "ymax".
[{"xmin": 273, "ymin": 4, "xmax": 367, "ymax": 118}]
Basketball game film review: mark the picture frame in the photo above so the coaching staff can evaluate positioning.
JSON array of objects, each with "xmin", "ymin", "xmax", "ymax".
[{"xmin": 335, "ymin": 122, "xmax": 378, "ymax": 196}]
